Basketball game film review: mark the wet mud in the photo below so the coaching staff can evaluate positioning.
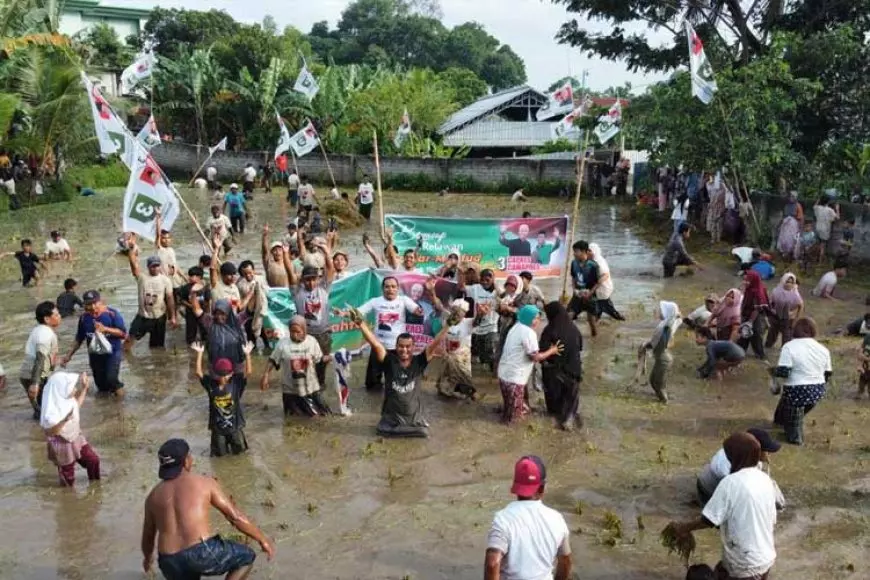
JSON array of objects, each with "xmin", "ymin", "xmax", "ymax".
[{"xmin": 0, "ymin": 190, "xmax": 867, "ymax": 579}]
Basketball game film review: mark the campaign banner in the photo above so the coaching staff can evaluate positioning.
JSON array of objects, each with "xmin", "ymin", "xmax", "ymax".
[
  {"xmin": 385, "ymin": 214, "xmax": 569, "ymax": 278},
  {"xmin": 261, "ymin": 269, "xmax": 460, "ymax": 352}
]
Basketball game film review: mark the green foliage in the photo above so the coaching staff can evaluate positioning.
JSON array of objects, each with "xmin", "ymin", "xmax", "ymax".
[
  {"xmin": 436, "ymin": 67, "xmax": 488, "ymax": 107},
  {"xmin": 381, "ymin": 172, "xmax": 568, "ymax": 195},
  {"xmin": 77, "ymin": 23, "xmax": 132, "ymax": 70},
  {"xmin": 532, "ymin": 139, "xmax": 579, "ymax": 155},
  {"xmin": 64, "ymin": 161, "xmax": 129, "ymax": 189}
]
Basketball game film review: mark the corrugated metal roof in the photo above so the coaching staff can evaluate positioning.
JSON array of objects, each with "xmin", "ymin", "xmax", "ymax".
[
  {"xmin": 438, "ymin": 85, "xmax": 546, "ymax": 135},
  {"xmin": 442, "ymin": 117, "xmax": 554, "ymax": 148}
]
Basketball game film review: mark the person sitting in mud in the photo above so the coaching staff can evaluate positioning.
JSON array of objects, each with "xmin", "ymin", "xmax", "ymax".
[
  {"xmin": 812, "ymin": 258, "xmax": 847, "ymax": 299},
  {"xmin": 354, "ymin": 315, "xmax": 449, "ymax": 438},
  {"xmin": 683, "ymin": 294, "xmax": 719, "ymax": 331},
  {"xmin": 837, "ymin": 312, "xmax": 870, "ymax": 337},
  {"xmin": 141, "ymin": 438, "xmax": 274, "ymax": 579},
  {"xmin": 696, "ymin": 428, "xmax": 785, "ymax": 507},
  {"xmin": 192, "ymin": 341, "xmax": 254, "ymax": 456},
  {"xmin": 44, "ymin": 230, "xmax": 72, "ymax": 261},
  {"xmin": 261, "ymin": 316, "xmax": 332, "ymax": 418},
  {"xmin": 695, "ymin": 328, "xmax": 745, "ymax": 380}
]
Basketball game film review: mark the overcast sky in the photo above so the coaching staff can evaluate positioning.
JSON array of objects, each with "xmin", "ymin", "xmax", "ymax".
[{"xmin": 136, "ymin": 0, "xmax": 669, "ymax": 94}]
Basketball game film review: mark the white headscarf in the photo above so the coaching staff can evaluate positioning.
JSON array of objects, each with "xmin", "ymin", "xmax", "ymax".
[
  {"xmin": 589, "ymin": 242, "xmax": 610, "ymax": 275},
  {"xmin": 39, "ymin": 372, "xmax": 80, "ymax": 430},
  {"xmin": 650, "ymin": 301, "xmax": 682, "ymax": 349}
]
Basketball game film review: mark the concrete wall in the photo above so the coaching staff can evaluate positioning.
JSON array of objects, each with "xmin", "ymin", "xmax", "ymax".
[{"xmin": 150, "ymin": 142, "xmax": 579, "ymax": 191}]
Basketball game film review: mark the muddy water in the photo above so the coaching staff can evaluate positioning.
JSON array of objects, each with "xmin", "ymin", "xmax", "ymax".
[{"xmin": 0, "ymin": 190, "xmax": 868, "ymax": 579}]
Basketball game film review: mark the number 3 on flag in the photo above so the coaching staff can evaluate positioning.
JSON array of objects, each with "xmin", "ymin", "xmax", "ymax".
[{"xmin": 129, "ymin": 193, "xmax": 161, "ymax": 223}]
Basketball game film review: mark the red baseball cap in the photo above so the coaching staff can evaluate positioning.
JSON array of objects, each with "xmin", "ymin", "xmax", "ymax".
[
  {"xmin": 213, "ymin": 358, "xmax": 233, "ymax": 376},
  {"xmin": 511, "ymin": 455, "xmax": 547, "ymax": 497}
]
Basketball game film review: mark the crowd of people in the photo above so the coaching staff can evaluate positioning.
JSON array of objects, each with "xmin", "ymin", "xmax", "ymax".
[{"xmin": 1, "ymin": 161, "xmax": 866, "ymax": 580}]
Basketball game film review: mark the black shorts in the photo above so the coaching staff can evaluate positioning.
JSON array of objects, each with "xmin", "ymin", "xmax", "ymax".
[
  {"xmin": 129, "ymin": 314, "xmax": 167, "ymax": 347},
  {"xmin": 210, "ymin": 429, "xmax": 248, "ymax": 457},
  {"xmin": 242, "ymin": 180, "xmax": 254, "ymax": 193},
  {"xmin": 158, "ymin": 535, "xmax": 255, "ymax": 580},
  {"xmin": 567, "ymin": 295, "xmax": 597, "ymax": 316}
]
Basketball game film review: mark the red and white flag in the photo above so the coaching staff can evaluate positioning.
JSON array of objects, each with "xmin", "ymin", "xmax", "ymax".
[
  {"xmin": 685, "ymin": 22, "xmax": 718, "ymax": 104},
  {"xmin": 120, "ymin": 51, "xmax": 156, "ymax": 94},
  {"xmin": 289, "ymin": 120, "xmax": 320, "ymax": 157},
  {"xmin": 536, "ymin": 81, "xmax": 575, "ymax": 121},
  {"xmin": 122, "ymin": 150, "xmax": 180, "ymax": 241}
]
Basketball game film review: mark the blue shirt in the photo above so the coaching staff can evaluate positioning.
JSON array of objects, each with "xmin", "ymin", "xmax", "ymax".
[
  {"xmin": 224, "ymin": 192, "xmax": 246, "ymax": 217},
  {"xmin": 76, "ymin": 308, "xmax": 127, "ymax": 358},
  {"xmin": 751, "ymin": 260, "xmax": 775, "ymax": 280}
]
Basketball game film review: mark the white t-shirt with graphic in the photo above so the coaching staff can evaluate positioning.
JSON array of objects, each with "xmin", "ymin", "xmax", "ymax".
[
  {"xmin": 358, "ymin": 182, "xmax": 374, "ymax": 204},
  {"xmin": 358, "ymin": 295, "xmax": 420, "ymax": 349},
  {"xmin": 464, "ymin": 284, "xmax": 499, "ymax": 335}
]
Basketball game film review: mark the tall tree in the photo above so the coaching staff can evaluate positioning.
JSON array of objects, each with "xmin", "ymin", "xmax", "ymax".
[{"xmin": 130, "ymin": 8, "xmax": 239, "ymax": 60}]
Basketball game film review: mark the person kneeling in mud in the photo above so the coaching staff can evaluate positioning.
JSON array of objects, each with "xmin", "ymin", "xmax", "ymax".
[
  {"xmin": 639, "ymin": 301, "xmax": 681, "ymax": 403},
  {"xmin": 192, "ymin": 340, "xmax": 254, "ymax": 456},
  {"xmin": 354, "ymin": 314, "xmax": 450, "ymax": 438},
  {"xmin": 695, "ymin": 328, "xmax": 745, "ymax": 380},
  {"xmin": 261, "ymin": 316, "xmax": 332, "ymax": 417}
]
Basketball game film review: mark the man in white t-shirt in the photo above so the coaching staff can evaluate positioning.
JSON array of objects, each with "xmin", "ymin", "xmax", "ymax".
[
  {"xmin": 813, "ymin": 197, "xmax": 839, "ymax": 260},
  {"xmin": 298, "ymin": 176, "xmax": 316, "ymax": 209},
  {"xmin": 242, "ymin": 163, "xmax": 257, "ymax": 197},
  {"xmin": 206, "ymin": 205, "xmax": 234, "ymax": 256},
  {"xmin": 44, "ymin": 230, "xmax": 72, "ymax": 261},
  {"xmin": 460, "ymin": 269, "xmax": 501, "ymax": 371},
  {"xmin": 357, "ymin": 175, "xmax": 375, "ymax": 221},
  {"xmin": 287, "ymin": 170, "xmax": 300, "ymax": 206},
  {"xmin": 205, "ymin": 165, "xmax": 217, "ymax": 190},
  {"xmin": 19, "ymin": 301, "xmax": 60, "ymax": 419},
  {"xmin": 511, "ymin": 189, "xmax": 528, "ymax": 202},
  {"xmin": 669, "ymin": 432, "xmax": 777, "ymax": 580},
  {"xmin": 352, "ymin": 276, "xmax": 423, "ymax": 390},
  {"xmin": 485, "ymin": 455, "xmax": 572, "ymax": 580},
  {"xmin": 812, "ymin": 261, "xmax": 847, "ymax": 299}
]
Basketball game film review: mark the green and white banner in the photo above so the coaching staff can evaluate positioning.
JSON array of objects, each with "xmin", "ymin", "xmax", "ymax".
[
  {"xmin": 262, "ymin": 269, "xmax": 460, "ymax": 352},
  {"xmin": 385, "ymin": 214, "xmax": 569, "ymax": 278}
]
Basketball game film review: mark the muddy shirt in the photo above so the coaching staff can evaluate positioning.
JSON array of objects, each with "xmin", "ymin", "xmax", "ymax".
[
  {"xmin": 201, "ymin": 375, "xmax": 245, "ymax": 433},
  {"xmin": 19, "ymin": 324, "xmax": 58, "ymax": 381},
  {"xmin": 270, "ymin": 335, "xmax": 323, "ymax": 396},
  {"xmin": 263, "ymin": 255, "xmax": 288, "ymax": 288},
  {"xmin": 137, "ymin": 273, "xmax": 173, "ymax": 318},
  {"xmin": 381, "ymin": 352, "xmax": 428, "ymax": 428},
  {"xmin": 157, "ymin": 247, "xmax": 185, "ymax": 287},
  {"xmin": 211, "ymin": 279, "xmax": 241, "ymax": 310},
  {"xmin": 294, "ymin": 280, "xmax": 331, "ymax": 334},
  {"xmin": 56, "ymin": 291, "xmax": 83, "ymax": 317},
  {"xmin": 463, "ymin": 285, "xmax": 499, "ymax": 336}
]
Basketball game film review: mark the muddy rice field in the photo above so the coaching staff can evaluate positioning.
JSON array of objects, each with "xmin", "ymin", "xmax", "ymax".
[{"xmin": 0, "ymin": 188, "xmax": 868, "ymax": 579}]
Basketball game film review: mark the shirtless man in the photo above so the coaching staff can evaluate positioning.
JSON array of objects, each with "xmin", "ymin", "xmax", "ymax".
[{"xmin": 141, "ymin": 439, "xmax": 274, "ymax": 579}]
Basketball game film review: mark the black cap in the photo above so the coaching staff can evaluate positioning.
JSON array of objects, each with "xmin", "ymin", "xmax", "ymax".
[
  {"xmin": 302, "ymin": 265, "xmax": 319, "ymax": 279},
  {"xmin": 747, "ymin": 428, "xmax": 781, "ymax": 453},
  {"xmin": 519, "ymin": 271, "xmax": 533, "ymax": 280},
  {"xmin": 82, "ymin": 290, "xmax": 101, "ymax": 304},
  {"xmin": 219, "ymin": 262, "xmax": 237, "ymax": 276},
  {"xmin": 157, "ymin": 438, "xmax": 190, "ymax": 480}
]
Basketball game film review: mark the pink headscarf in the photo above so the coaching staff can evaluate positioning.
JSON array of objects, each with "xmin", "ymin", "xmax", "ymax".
[
  {"xmin": 712, "ymin": 288, "xmax": 743, "ymax": 327},
  {"xmin": 770, "ymin": 272, "xmax": 802, "ymax": 316}
]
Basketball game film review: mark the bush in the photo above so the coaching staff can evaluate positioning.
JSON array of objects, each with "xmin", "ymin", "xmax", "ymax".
[
  {"xmin": 379, "ymin": 172, "xmax": 574, "ymax": 196},
  {"xmin": 64, "ymin": 161, "xmax": 129, "ymax": 189}
]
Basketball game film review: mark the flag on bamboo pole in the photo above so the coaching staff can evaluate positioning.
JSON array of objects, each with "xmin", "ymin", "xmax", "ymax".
[
  {"xmin": 81, "ymin": 71, "xmax": 135, "ymax": 167},
  {"xmin": 593, "ymin": 100, "xmax": 622, "ymax": 145},
  {"xmin": 394, "ymin": 108, "xmax": 411, "ymax": 148},
  {"xmin": 120, "ymin": 51, "xmax": 156, "ymax": 94},
  {"xmin": 274, "ymin": 112, "xmax": 293, "ymax": 160},
  {"xmin": 209, "ymin": 136, "xmax": 227, "ymax": 156},
  {"xmin": 549, "ymin": 95, "xmax": 593, "ymax": 140},
  {"xmin": 685, "ymin": 21, "xmax": 718, "ymax": 104},
  {"xmin": 293, "ymin": 62, "xmax": 319, "ymax": 101},
  {"xmin": 536, "ymin": 81, "xmax": 574, "ymax": 121},
  {"xmin": 136, "ymin": 115, "xmax": 161, "ymax": 150},
  {"xmin": 289, "ymin": 120, "xmax": 319, "ymax": 158},
  {"xmin": 122, "ymin": 149, "xmax": 180, "ymax": 241}
]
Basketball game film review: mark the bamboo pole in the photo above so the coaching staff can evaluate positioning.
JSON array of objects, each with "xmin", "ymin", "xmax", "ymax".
[
  {"xmin": 187, "ymin": 152, "xmax": 214, "ymax": 187},
  {"xmin": 716, "ymin": 99, "xmax": 761, "ymax": 236},
  {"xmin": 317, "ymin": 139, "xmax": 337, "ymax": 190},
  {"xmin": 561, "ymin": 131, "xmax": 591, "ymax": 303},
  {"xmin": 373, "ymin": 131, "xmax": 386, "ymax": 243}
]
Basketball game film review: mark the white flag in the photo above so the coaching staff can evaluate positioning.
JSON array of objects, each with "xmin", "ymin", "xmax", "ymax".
[
  {"xmin": 274, "ymin": 112, "xmax": 293, "ymax": 160},
  {"xmin": 594, "ymin": 100, "xmax": 622, "ymax": 145},
  {"xmin": 549, "ymin": 96, "xmax": 593, "ymax": 140},
  {"xmin": 209, "ymin": 136, "xmax": 227, "ymax": 156},
  {"xmin": 122, "ymin": 151, "xmax": 180, "ymax": 241},
  {"xmin": 685, "ymin": 22, "xmax": 718, "ymax": 105},
  {"xmin": 120, "ymin": 51, "xmax": 156, "ymax": 94},
  {"xmin": 394, "ymin": 108, "xmax": 411, "ymax": 148},
  {"xmin": 536, "ymin": 82, "xmax": 574, "ymax": 121},
  {"xmin": 81, "ymin": 71, "xmax": 135, "ymax": 167},
  {"xmin": 136, "ymin": 115, "xmax": 161, "ymax": 151},
  {"xmin": 289, "ymin": 120, "xmax": 320, "ymax": 157},
  {"xmin": 293, "ymin": 64, "xmax": 319, "ymax": 101}
]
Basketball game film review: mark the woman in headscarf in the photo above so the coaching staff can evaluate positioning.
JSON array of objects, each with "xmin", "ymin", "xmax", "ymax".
[
  {"xmin": 191, "ymin": 296, "xmax": 247, "ymax": 376},
  {"xmin": 496, "ymin": 305, "xmax": 563, "ymax": 424},
  {"xmin": 496, "ymin": 274, "xmax": 522, "ymax": 351},
  {"xmin": 641, "ymin": 301, "xmax": 681, "ymax": 403},
  {"xmin": 707, "ymin": 288, "xmax": 742, "ymax": 342},
  {"xmin": 766, "ymin": 273, "xmax": 803, "ymax": 348},
  {"xmin": 772, "ymin": 317, "xmax": 831, "ymax": 445},
  {"xmin": 668, "ymin": 432, "xmax": 778, "ymax": 580},
  {"xmin": 431, "ymin": 299, "xmax": 476, "ymax": 400},
  {"xmin": 588, "ymin": 243, "xmax": 625, "ymax": 321},
  {"xmin": 540, "ymin": 301, "xmax": 583, "ymax": 430},
  {"xmin": 775, "ymin": 191, "xmax": 803, "ymax": 259},
  {"xmin": 736, "ymin": 270, "xmax": 770, "ymax": 359},
  {"xmin": 41, "ymin": 371, "xmax": 100, "ymax": 487}
]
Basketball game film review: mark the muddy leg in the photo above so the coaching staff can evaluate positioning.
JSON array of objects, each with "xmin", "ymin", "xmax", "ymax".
[{"xmin": 226, "ymin": 565, "xmax": 253, "ymax": 580}]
